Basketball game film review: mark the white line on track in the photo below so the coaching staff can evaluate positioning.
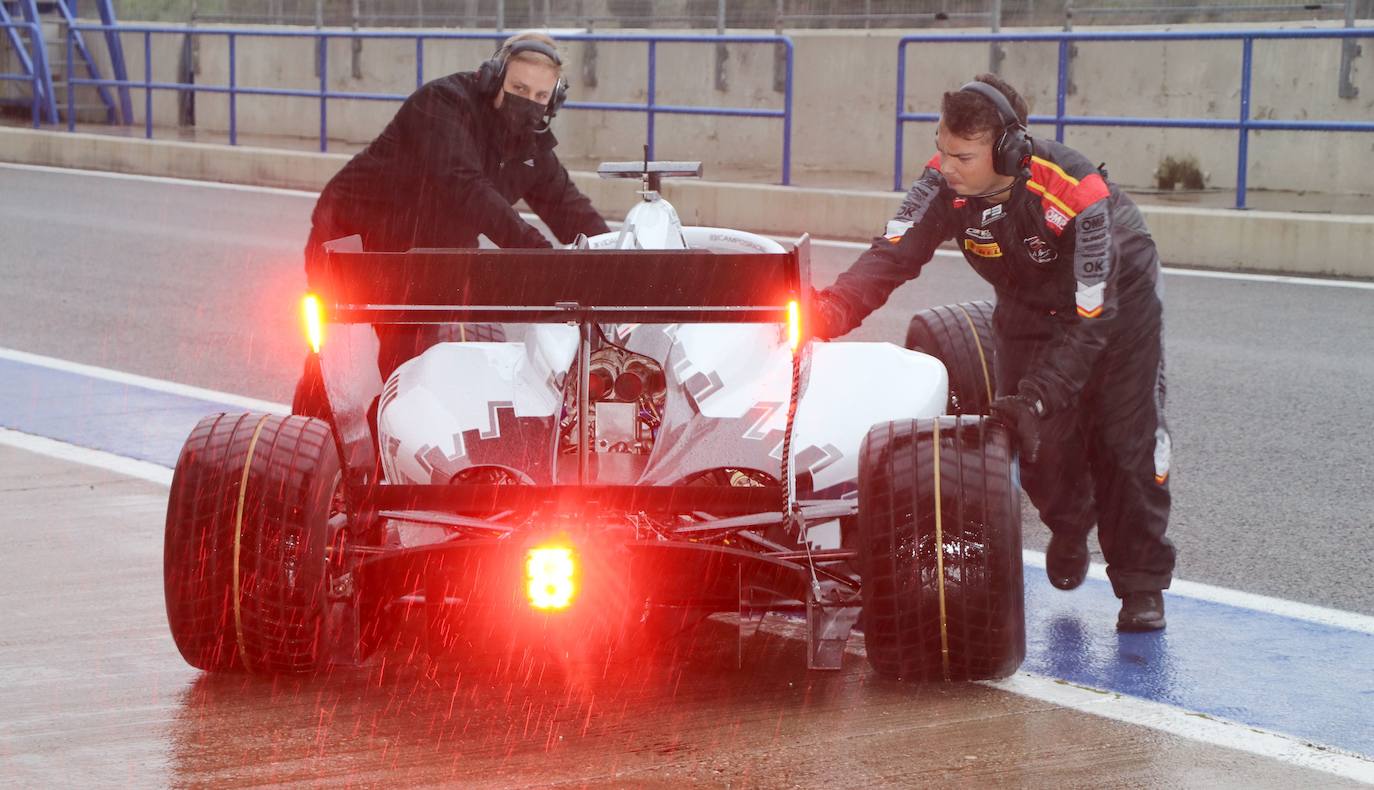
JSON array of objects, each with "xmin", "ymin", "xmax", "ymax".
[
  {"xmin": 0, "ymin": 428, "xmax": 172, "ymax": 486},
  {"xmin": 0, "ymin": 347, "xmax": 289, "ymax": 414},
  {"xmin": 988, "ymin": 673, "xmax": 1374, "ymax": 784},
  {"xmin": 5, "ymin": 162, "xmax": 1372, "ymax": 291},
  {"xmin": 5, "ymin": 352, "xmax": 1374, "ymax": 781},
  {"xmin": 0, "ymin": 161, "xmax": 322, "ymax": 198}
]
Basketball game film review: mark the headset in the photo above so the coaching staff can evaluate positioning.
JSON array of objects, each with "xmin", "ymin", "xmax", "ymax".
[
  {"xmin": 959, "ymin": 80, "xmax": 1032, "ymax": 178},
  {"xmin": 477, "ymin": 39, "xmax": 569, "ymax": 125}
]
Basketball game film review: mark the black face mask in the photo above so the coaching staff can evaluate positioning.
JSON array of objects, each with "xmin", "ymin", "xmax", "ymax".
[{"xmin": 498, "ymin": 92, "xmax": 548, "ymax": 136}]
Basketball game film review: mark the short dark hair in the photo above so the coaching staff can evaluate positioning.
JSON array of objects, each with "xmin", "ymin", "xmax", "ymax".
[{"xmin": 940, "ymin": 73, "xmax": 1029, "ymax": 140}]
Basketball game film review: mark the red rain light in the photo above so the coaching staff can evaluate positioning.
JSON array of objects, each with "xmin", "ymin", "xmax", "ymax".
[
  {"xmin": 526, "ymin": 544, "xmax": 577, "ymax": 611},
  {"xmin": 301, "ymin": 293, "xmax": 324, "ymax": 354},
  {"xmin": 788, "ymin": 299, "xmax": 801, "ymax": 352}
]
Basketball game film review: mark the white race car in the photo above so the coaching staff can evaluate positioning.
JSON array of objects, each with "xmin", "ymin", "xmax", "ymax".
[{"xmin": 163, "ymin": 161, "xmax": 1024, "ymax": 682}]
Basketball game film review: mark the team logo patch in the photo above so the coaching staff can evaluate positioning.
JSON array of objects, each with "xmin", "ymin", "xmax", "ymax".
[
  {"xmin": 1023, "ymin": 235, "xmax": 1058, "ymax": 264},
  {"xmin": 981, "ymin": 204, "xmax": 1006, "ymax": 227},
  {"xmin": 965, "ymin": 227, "xmax": 994, "ymax": 241},
  {"xmin": 1154, "ymin": 428, "xmax": 1172, "ymax": 485},
  {"xmin": 964, "ymin": 239, "xmax": 1003, "ymax": 258},
  {"xmin": 1045, "ymin": 206, "xmax": 1069, "ymax": 234},
  {"xmin": 1075, "ymin": 281, "xmax": 1105, "ymax": 318},
  {"xmin": 884, "ymin": 219, "xmax": 912, "ymax": 244}
]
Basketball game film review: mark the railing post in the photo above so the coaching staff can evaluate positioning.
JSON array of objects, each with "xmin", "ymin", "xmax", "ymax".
[
  {"xmin": 144, "ymin": 30, "xmax": 152, "ymax": 139},
  {"xmin": 894, "ymin": 40, "xmax": 906, "ymax": 191},
  {"xmin": 415, "ymin": 36, "xmax": 423, "ymax": 89},
  {"xmin": 229, "ymin": 33, "xmax": 237, "ymax": 145},
  {"xmin": 1237, "ymin": 36, "xmax": 1253, "ymax": 210},
  {"xmin": 319, "ymin": 33, "xmax": 328, "ymax": 152},
  {"xmin": 1061, "ymin": 2, "xmax": 1077, "ymax": 97},
  {"xmin": 773, "ymin": 0, "xmax": 785, "ymax": 93},
  {"xmin": 1055, "ymin": 37, "xmax": 1068, "ymax": 142},
  {"xmin": 1339, "ymin": 0, "xmax": 1361, "ymax": 99},
  {"xmin": 66, "ymin": 24, "xmax": 75, "ymax": 131},
  {"xmin": 714, "ymin": 0, "xmax": 728, "ymax": 92},
  {"xmin": 782, "ymin": 37, "xmax": 793, "ymax": 185},
  {"xmin": 646, "ymin": 41, "xmax": 656, "ymax": 161},
  {"xmin": 32, "ymin": 24, "xmax": 41, "ymax": 128},
  {"xmin": 989, "ymin": 0, "xmax": 1005, "ymax": 75}
]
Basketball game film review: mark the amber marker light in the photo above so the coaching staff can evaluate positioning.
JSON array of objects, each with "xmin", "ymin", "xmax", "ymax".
[
  {"xmin": 526, "ymin": 544, "xmax": 577, "ymax": 611},
  {"xmin": 787, "ymin": 299, "xmax": 801, "ymax": 352},
  {"xmin": 301, "ymin": 293, "xmax": 324, "ymax": 354}
]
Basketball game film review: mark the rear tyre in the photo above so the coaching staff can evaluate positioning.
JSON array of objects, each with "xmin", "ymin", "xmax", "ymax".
[
  {"xmin": 904, "ymin": 301, "xmax": 997, "ymax": 415},
  {"xmin": 164, "ymin": 413, "xmax": 342, "ymax": 674},
  {"xmin": 856, "ymin": 417, "xmax": 1023, "ymax": 681}
]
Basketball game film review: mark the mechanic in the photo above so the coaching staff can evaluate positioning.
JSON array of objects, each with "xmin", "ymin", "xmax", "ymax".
[
  {"xmin": 812, "ymin": 74, "xmax": 1174, "ymax": 631},
  {"xmin": 294, "ymin": 31, "xmax": 610, "ymax": 412}
]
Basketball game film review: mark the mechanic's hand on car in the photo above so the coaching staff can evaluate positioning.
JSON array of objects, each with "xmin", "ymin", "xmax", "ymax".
[
  {"xmin": 519, "ymin": 225, "xmax": 554, "ymax": 249},
  {"xmin": 806, "ymin": 288, "xmax": 847, "ymax": 342},
  {"xmin": 989, "ymin": 389, "xmax": 1046, "ymax": 464}
]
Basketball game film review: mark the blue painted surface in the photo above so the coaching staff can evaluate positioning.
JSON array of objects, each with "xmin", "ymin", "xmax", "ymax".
[
  {"xmin": 0, "ymin": 358, "xmax": 243, "ymax": 467},
  {"xmin": 4, "ymin": 356, "xmax": 1373, "ymax": 757},
  {"xmin": 1024, "ymin": 578, "xmax": 1374, "ymax": 756}
]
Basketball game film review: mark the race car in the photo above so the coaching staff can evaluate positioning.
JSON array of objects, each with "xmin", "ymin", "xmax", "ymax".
[{"xmin": 162, "ymin": 161, "xmax": 1024, "ymax": 682}]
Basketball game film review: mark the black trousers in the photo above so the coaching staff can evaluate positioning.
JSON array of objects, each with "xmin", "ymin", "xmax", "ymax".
[{"xmin": 994, "ymin": 294, "xmax": 1175, "ymax": 597}]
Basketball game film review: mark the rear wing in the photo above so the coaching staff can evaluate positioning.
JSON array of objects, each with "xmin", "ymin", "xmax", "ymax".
[
  {"xmin": 311, "ymin": 241, "xmax": 815, "ymax": 498},
  {"xmin": 318, "ymin": 245, "xmax": 809, "ymax": 326}
]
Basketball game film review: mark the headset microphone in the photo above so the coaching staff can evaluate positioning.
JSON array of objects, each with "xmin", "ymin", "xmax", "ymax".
[{"xmin": 962, "ymin": 180, "xmax": 1016, "ymax": 200}]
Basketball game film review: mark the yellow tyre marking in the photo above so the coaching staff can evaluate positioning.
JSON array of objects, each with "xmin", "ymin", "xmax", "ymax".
[
  {"xmin": 232, "ymin": 415, "xmax": 272, "ymax": 673},
  {"xmin": 932, "ymin": 420, "xmax": 950, "ymax": 681},
  {"xmin": 952, "ymin": 304, "xmax": 993, "ymax": 409}
]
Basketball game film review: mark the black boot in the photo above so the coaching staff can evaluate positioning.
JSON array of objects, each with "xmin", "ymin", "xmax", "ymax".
[
  {"xmin": 1117, "ymin": 591, "xmax": 1166, "ymax": 632},
  {"xmin": 1046, "ymin": 532, "xmax": 1090, "ymax": 590}
]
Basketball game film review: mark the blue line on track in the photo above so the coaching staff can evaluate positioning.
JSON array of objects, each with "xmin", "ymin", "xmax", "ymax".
[
  {"xmin": 4, "ymin": 356, "xmax": 1372, "ymax": 757},
  {"xmin": 0, "ymin": 358, "xmax": 244, "ymax": 467}
]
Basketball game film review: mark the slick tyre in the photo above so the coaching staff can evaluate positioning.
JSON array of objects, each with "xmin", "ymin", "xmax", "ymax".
[
  {"xmin": 164, "ymin": 413, "xmax": 342, "ymax": 674},
  {"xmin": 904, "ymin": 301, "xmax": 997, "ymax": 415},
  {"xmin": 857, "ymin": 417, "xmax": 1024, "ymax": 681}
]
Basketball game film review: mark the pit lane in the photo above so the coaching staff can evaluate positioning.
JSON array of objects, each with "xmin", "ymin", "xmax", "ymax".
[{"xmin": 2, "ymin": 164, "xmax": 1372, "ymax": 785}]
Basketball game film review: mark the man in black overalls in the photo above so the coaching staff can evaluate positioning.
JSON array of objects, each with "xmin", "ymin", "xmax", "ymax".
[
  {"xmin": 814, "ymin": 74, "xmax": 1174, "ymax": 631},
  {"xmin": 294, "ymin": 31, "xmax": 609, "ymax": 412}
]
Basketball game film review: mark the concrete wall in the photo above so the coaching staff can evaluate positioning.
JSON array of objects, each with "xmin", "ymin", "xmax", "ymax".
[
  {"xmin": 44, "ymin": 19, "xmax": 1373, "ymax": 196},
  {"xmin": 4, "ymin": 126, "xmax": 1372, "ymax": 280}
]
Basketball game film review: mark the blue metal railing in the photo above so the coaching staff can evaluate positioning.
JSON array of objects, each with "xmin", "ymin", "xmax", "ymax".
[
  {"xmin": 63, "ymin": 25, "xmax": 796, "ymax": 184},
  {"xmin": 896, "ymin": 29, "xmax": 1374, "ymax": 208},
  {"xmin": 0, "ymin": 20, "xmax": 50, "ymax": 126}
]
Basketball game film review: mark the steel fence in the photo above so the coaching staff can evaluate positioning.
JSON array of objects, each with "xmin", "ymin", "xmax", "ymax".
[
  {"xmin": 64, "ymin": 24, "xmax": 797, "ymax": 183},
  {"xmin": 0, "ymin": 20, "xmax": 47, "ymax": 127},
  {"xmin": 111, "ymin": 0, "xmax": 1366, "ymax": 28},
  {"xmin": 895, "ymin": 27, "xmax": 1374, "ymax": 208}
]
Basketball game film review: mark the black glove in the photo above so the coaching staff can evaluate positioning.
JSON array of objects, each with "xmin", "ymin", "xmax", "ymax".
[
  {"xmin": 989, "ymin": 390, "xmax": 1046, "ymax": 464},
  {"xmin": 518, "ymin": 225, "xmax": 554, "ymax": 249},
  {"xmin": 807, "ymin": 289, "xmax": 848, "ymax": 342}
]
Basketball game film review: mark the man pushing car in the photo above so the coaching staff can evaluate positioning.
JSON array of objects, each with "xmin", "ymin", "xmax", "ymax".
[
  {"xmin": 812, "ymin": 74, "xmax": 1175, "ymax": 631},
  {"xmin": 293, "ymin": 30, "xmax": 610, "ymax": 411}
]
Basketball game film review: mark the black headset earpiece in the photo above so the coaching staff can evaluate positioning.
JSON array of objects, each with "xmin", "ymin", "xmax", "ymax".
[
  {"xmin": 478, "ymin": 39, "xmax": 569, "ymax": 130},
  {"xmin": 959, "ymin": 80, "xmax": 1033, "ymax": 178}
]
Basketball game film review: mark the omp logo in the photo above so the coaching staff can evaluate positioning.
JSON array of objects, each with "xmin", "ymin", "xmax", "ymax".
[
  {"xmin": 964, "ymin": 239, "xmax": 1003, "ymax": 258},
  {"xmin": 1045, "ymin": 206, "xmax": 1069, "ymax": 233},
  {"xmin": 965, "ymin": 227, "xmax": 994, "ymax": 241}
]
